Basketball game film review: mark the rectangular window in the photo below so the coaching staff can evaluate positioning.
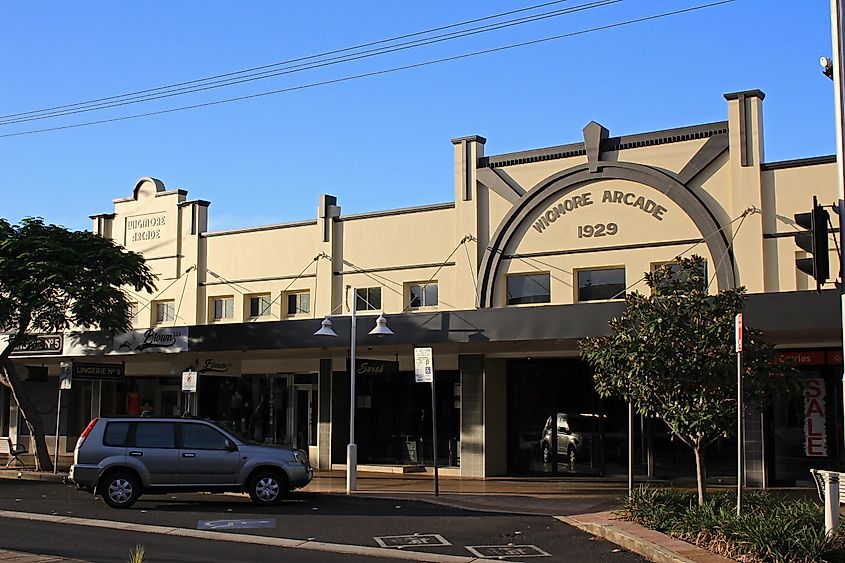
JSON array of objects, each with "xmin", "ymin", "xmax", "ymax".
[
  {"xmin": 154, "ymin": 300, "xmax": 175, "ymax": 324},
  {"xmin": 249, "ymin": 294, "xmax": 272, "ymax": 318},
  {"xmin": 577, "ymin": 268, "xmax": 626, "ymax": 302},
  {"xmin": 103, "ymin": 422, "xmax": 131, "ymax": 447},
  {"xmin": 507, "ymin": 273, "xmax": 551, "ymax": 305},
  {"xmin": 355, "ymin": 287, "xmax": 381, "ymax": 311},
  {"xmin": 211, "ymin": 297, "xmax": 234, "ymax": 321},
  {"xmin": 133, "ymin": 422, "xmax": 175, "ymax": 448},
  {"xmin": 287, "ymin": 291, "xmax": 311, "ymax": 315},
  {"xmin": 409, "ymin": 282, "xmax": 438, "ymax": 308},
  {"xmin": 180, "ymin": 423, "xmax": 229, "ymax": 450},
  {"xmin": 651, "ymin": 260, "xmax": 708, "ymax": 292},
  {"xmin": 129, "ymin": 302, "xmax": 140, "ymax": 323}
]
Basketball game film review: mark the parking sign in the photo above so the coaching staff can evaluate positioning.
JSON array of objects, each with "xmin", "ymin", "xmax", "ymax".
[
  {"xmin": 414, "ymin": 347, "xmax": 433, "ymax": 383},
  {"xmin": 182, "ymin": 369, "xmax": 197, "ymax": 392}
]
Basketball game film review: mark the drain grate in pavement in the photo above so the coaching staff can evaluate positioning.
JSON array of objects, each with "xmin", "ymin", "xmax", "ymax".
[
  {"xmin": 374, "ymin": 534, "xmax": 451, "ymax": 549},
  {"xmin": 466, "ymin": 544, "xmax": 551, "ymax": 558}
]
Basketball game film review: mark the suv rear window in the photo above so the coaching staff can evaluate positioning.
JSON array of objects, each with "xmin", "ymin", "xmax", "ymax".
[{"xmin": 103, "ymin": 422, "xmax": 131, "ymax": 447}]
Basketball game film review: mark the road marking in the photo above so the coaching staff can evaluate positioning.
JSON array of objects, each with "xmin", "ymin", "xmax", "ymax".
[
  {"xmin": 465, "ymin": 544, "xmax": 551, "ymax": 558},
  {"xmin": 374, "ymin": 533, "xmax": 451, "ymax": 549},
  {"xmin": 197, "ymin": 518, "xmax": 275, "ymax": 530},
  {"xmin": 0, "ymin": 510, "xmax": 480, "ymax": 562}
]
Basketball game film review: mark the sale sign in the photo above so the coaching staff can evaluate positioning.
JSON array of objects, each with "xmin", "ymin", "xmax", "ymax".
[{"xmin": 804, "ymin": 378, "xmax": 827, "ymax": 457}]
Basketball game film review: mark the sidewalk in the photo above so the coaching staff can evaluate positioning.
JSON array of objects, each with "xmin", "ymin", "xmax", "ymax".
[{"xmin": 0, "ymin": 467, "xmax": 754, "ymax": 562}]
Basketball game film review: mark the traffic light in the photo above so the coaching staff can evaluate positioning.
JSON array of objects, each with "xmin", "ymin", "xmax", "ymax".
[{"xmin": 794, "ymin": 195, "xmax": 830, "ymax": 291}]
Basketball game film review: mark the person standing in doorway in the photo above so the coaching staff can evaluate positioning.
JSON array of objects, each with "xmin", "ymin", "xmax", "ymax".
[{"xmin": 126, "ymin": 382, "xmax": 140, "ymax": 416}]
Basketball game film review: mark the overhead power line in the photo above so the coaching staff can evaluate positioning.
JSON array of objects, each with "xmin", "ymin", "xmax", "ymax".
[
  {"xmin": 0, "ymin": 0, "xmax": 581, "ymax": 123},
  {"xmin": 0, "ymin": 0, "xmax": 619, "ymax": 126},
  {"xmin": 0, "ymin": 1, "xmax": 734, "ymax": 139}
]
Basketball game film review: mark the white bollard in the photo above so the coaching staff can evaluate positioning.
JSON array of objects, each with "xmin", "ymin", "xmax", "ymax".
[{"xmin": 824, "ymin": 472, "xmax": 840, "ymax": 536}]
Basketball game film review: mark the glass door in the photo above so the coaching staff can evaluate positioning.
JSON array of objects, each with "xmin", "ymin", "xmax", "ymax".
[
  {"xmin": 295, "ymin": 384, "xmax": 318, "ymax": 451},
  {"xmin": 246, "ymin": 375, "xmax": 292, "ymax": 445}
]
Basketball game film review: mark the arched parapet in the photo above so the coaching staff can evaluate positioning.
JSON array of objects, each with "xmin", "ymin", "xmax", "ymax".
[
  {"xmin": 476, "ymin": 161, "xmax": 735, "ymax": 308},
  {"xmin": 132, "ymin": 177, "xmax": 166, "ymax": 200}
]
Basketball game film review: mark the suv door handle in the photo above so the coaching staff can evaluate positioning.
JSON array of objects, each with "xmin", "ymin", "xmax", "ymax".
[
  {"xmin": 129, "ymin": 451, "xmax": 143, "ymax": 457},
  {"xmin": 181, "ymin": 452, "xmax": 196, "ymax": 458}
]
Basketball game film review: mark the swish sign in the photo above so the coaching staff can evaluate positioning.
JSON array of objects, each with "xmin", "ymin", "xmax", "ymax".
[
  {"xmin": 348, "ymin": 359, "xmax": 399, "ymax": 377},
  {"xmin": 804, "ymin": 378, "xmax": 827, "ymax": 457},
  {"xmin": 112, "ymin": 327, "xmax": 189, "ymax": 354}
]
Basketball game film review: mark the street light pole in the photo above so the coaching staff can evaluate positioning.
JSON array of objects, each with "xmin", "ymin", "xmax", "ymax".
[
  {"xmin": 314, "ymin": 287, "xmax": 393, "ymax": 495},
  {"xmin": 347, "ymin": 290, "xmax": 358, "ymax": 493}
]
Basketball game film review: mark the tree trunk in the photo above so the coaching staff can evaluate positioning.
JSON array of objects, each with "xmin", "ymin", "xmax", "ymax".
[
  {"xmin": 0, "ymin": 358, "xmax": 54, "ymax": 472},
  {"xmin": 693, "ymin": 444, "xmax": 706, "ymax": 506}
]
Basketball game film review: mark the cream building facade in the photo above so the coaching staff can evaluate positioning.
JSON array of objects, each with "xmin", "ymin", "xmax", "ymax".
[{"xmin": 6, "ymin": 89, "xmax": 843, "ymax": 485}]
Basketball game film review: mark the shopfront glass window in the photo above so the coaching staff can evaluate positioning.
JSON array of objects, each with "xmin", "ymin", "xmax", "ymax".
[
  {"xmin": 771, "ymin": 372, "xmax": 836, "ymax": 485},
  {"xmin": 348, "ymin": 368, "xmax": 460, "ymax": 467},
  {"xmin": 577, "ymin": 268, "xmax": 625, "ymax": 301},
  {"xmin": 0, "ymin": 386, "xmax": 9, "ymax": 437},
  {"xmin": 507, "ymin": 273, "xmax": 551, "ymax": 305}
]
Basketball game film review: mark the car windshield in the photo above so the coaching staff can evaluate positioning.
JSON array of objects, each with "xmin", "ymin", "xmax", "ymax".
[
  {"xmin": 212, "ymin": 421, "xmax": 259, "ymax": 445},
  {"xmin": 567, "ymin": 415, "xmax": 604, "ymax": 433}
]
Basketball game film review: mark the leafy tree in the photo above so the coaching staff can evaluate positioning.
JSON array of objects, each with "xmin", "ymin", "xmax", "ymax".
[
  {"xmin": 0, "ymin": 218, "xmax": 155, "ymax": 471},
  {"xmin": 579, "ymin": 255, "xmax": 795, "ymax": 505}
]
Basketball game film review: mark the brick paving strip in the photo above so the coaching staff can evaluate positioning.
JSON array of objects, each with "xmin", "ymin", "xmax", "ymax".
[{"xmin": 558, "ymin": 511, "xmax": 733, "ymax": 563}]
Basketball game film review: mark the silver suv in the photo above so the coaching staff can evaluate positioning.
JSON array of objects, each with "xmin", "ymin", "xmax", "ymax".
[
  {"xmin": 541, "ymin": 413, "xmax": 605, "ymax": 465},
  {"xmin": 70, "ymin": 416, "xmax": 313, "ymax": 509}
]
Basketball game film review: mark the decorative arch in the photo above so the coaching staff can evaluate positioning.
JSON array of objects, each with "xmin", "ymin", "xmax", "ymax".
[{"xmin": 476, "ymin": 161, "xmax": 735, "ymax": 308}]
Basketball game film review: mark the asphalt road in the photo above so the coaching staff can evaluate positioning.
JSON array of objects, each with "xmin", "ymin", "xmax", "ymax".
[{"xmin": 0, "ymin": 480, "xmax": 645, "ymax": 562}]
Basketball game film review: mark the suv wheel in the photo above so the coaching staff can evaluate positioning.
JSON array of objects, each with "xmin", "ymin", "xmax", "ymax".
[
  {"xmin": 101, "ymin": 471, "xmax": 140, "ymax": 509},
  {"xmin": 567, "ymin": 445, "xmax": 576, "ymax": 466},
  {"xmin": 248, "ymin": 470, "xmax": 288, "ymax": 506}
]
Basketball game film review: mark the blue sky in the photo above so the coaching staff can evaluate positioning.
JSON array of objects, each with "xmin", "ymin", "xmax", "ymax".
[{"xmin": 0, "ymin": 1, "xmax": 837, "ymax": 232}]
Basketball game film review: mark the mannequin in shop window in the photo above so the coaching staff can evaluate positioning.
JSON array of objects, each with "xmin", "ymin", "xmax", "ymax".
[{"xmin": 126, "ymin": 382, "xmax": 140, "ymax": 416}]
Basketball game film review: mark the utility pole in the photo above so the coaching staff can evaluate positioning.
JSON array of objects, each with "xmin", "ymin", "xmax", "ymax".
[{"xmin": 830, "ymin": 0, "xmax": 845, "ymax": 471}]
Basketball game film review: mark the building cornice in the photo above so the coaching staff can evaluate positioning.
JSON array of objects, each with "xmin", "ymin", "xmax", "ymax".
[
  {"xmin": 761, "ymin": 155, "xmax": 837, "ymax": 171},
  {"xmin": 480, "ymin": 121, "xmax": 729, "ymax": 169}
]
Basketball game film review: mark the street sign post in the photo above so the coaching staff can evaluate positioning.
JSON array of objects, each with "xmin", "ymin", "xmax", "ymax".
[
  {"xmin": 735, "ymin": 312, "xmax": 744, "ymax": 514},
  {"xmin": 414, "ymin": 347, "xmax": 438, "ymax": 495},
  {"xmin": 55, "ymin": 361, "xmax": 72, "ymax": 473},
  {"xmin": 181, "ymin": 369, "xmax": 197, "ymax": 416}
]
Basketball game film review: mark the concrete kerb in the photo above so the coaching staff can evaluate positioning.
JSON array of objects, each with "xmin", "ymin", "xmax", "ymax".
[
  {"xmin": 0, "ymin": 469, "xmax": 67, "ymax": 483},
  {"xmin": 558, "ymin": 512, "xmax": 733, "ymax": 563}
]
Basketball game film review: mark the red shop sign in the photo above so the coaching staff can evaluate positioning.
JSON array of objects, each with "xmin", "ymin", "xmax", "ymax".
[
  {"xmin": 777, "ymin": 351, "xmax": 826, "ymax": 366},
  {"xmin": 827, "ymin": 351, "xmax": 843, "ymax": 365}
]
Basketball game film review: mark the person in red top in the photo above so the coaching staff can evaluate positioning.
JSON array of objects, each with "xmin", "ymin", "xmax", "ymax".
[{"xmin": 126, "ymin": 382, "xmax": 140, "ymax": 416}]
